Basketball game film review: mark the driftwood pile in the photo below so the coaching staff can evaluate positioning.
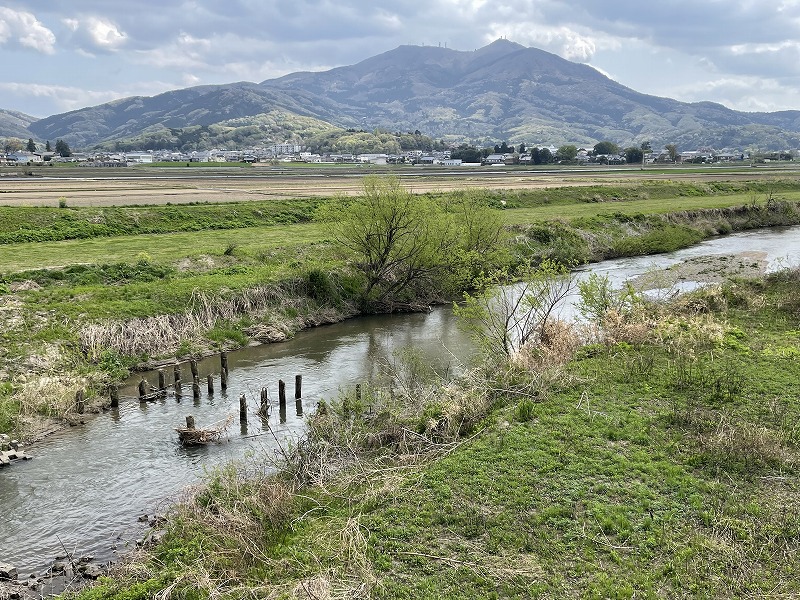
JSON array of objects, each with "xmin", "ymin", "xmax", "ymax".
[{"xmin": 175, "ymin": 415, "xmax": 233, "ymax": 446}]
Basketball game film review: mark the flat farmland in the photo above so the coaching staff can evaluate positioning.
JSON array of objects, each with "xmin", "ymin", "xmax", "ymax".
[{"xmin": 1, "ymin": 164, "xmax": 798, "ymax": 207}]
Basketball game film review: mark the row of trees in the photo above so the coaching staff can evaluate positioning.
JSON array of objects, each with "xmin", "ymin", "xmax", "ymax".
[
  {"xmin": 448, "ymin": 140, "xmax": 683, "ymax": 166},
  {"xmin": 3, "ymin": 138, "xmax": 71, "ymax": 157}
]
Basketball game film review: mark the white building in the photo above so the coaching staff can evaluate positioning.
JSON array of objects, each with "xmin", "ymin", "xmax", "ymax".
[
  {"xmin": 357, "ymin": 153, "xmax": 388, "ymax": 165},
  {"xmin": 125, "ymin": 152, "xmax": 153, "ymax": 164},
  {"xmin": 270, "ymin": 143, "xmax": 302, "ymax": 155}
]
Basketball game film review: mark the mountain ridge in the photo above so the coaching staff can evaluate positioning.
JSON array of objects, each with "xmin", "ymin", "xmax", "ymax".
[{"xmin": 5, "ymin": 40, "xmax": 800, "ymax": 151}]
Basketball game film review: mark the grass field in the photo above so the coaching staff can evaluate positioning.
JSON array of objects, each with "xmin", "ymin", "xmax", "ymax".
[{"xmin": 1, "ymin": 163, "xmax": 799, "ymax": 207}]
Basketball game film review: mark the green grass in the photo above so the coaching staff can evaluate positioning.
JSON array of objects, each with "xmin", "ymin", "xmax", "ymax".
[
  {"xmin": 503, "ymin": 190, "xmax": 800, "ymax": 224},
  {"xmin": 2, "ymin": 180, "xmax": 798, "ymax": 272},
  {"xmin": 0, "ymin": 199, "xmax": 321, "ymax": 244},
  {"xmin": 0, "ymin": 223, "xmax": 325, "ymax": 272}
]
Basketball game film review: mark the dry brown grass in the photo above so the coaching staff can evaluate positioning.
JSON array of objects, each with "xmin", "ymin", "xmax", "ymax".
[
  {"xmin": 78, "ymin": 285, "xmax": 329, "ymax": 360},
  {"xmin": 699, "ymin": 417, "xmax": 798, "ymax": 473}
]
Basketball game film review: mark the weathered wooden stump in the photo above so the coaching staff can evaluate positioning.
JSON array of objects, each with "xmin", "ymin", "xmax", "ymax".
[
  {"xmin": 207, "ymin": 374, "xmax": 214, "ymax": 395},
  {"xmin": 173, "ymin": 365, "xmax": 181, "ymax": 385},
  {"xmin": 295, "ymin": 374, "xmax": 302, "ymax": 399},
  {"xmin": 221, "ymin": 351, "xmax": 228, "ymax": 375},
  {"xmin": 158, "ymin": 369, "xmax": 166, "ymax": 392},
  {"xmin": 296, "ymin": 398, "xmax": 303, "ymax": 417},
  {"xmin": 220, "ymin": 369, "xmax": 228, "ymax": 391},
  {"xmin": 239, "ymin": 394, "xmax": 247, "ymax": 422},
  {"xmin": 185, "ymin": 415, "xmax": 195, "ymax": 430},
  {"xmin": 259, "ymin": 388, "xmax": 269, "ymax": 417},
  {"xmin": 278, "ymin": 379, "xmax": 286, "ymax": 410},
  {"xmin": 192, "ymin": 381, "xmax": 200, "ymax": 401},
  {"xmin": 109, "ymin": 385, "xmax": 119, "ymax": 408},
  {"xmin": 190, "ymin": 359, "xmax": 198, "ymax": 380},
  {"xmin": 138, "ymin": 378, "xmax": 148, "ymax": 400}
]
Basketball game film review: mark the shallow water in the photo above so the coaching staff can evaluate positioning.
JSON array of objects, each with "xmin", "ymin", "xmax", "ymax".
[{"xmin": 1, "ymin": 225, "xmax": 799, "ymax": 576}]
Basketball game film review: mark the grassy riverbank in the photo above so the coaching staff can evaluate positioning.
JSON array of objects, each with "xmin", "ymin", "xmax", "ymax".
[
  {"xmin": 1, "ymin": 179, "xmax": 800, "ymax": 439},
  {"xmin": 66, "ymin": 266, "xmax": 800, "ymax": 599}
]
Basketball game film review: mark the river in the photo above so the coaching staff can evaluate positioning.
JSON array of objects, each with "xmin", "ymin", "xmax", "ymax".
[{"xmin": 1, "ymin": 225, "xmax": 799, "ymax": 581}]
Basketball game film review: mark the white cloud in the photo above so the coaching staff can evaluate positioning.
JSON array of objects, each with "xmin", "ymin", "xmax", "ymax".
[
  {"xmin": 485, "ymin": 22, "xmax": 618, "ymax": 62},
  {"xmin": 0, "ymin": 80, "xmax": 179, "ymax": 114},
  {"xmin": 63, "ymin": 15, "xmax": 127, "ymax": 54},
  {"xmin": 134, "ymin": 32, "xmax": 212, "ymax": 70},
  {"xmin": 0, "ymin": 7, "xmax": 56, "ymax": 54},
  {"xmin": 668, "ymin": 76, "xmax": 796, "ymax": 112}
]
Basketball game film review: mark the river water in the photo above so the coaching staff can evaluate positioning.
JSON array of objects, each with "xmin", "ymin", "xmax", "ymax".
[{"xmin": 1, "ymin": 226, "xmax": 799, "ymax": 578}]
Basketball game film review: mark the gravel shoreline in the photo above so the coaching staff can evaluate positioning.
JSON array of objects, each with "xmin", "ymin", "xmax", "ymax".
[{"xmin": 628, "ymin": 251, "xmax": 769, "ymax": 292}]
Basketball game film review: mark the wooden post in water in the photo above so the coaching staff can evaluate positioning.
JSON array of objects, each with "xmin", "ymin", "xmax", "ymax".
[
  {"xmin": 192, "ymin": 380, "xmax": 200, "ymax": 401},
  {"xmin": 296, "ymin": 397, "xmax": 303, "ymax": 417},
  {"xmin": 190, "ymin": 359, "xmax": 198, "ymax": 381},
  {"xmin": 158, "ymin": 369, "xmax": 166, "ymax": 392},
  {"xmin": 175, "ymin": 379, "xmax": 182, "ymax": 399},
  {"xmin": 185, "ymin": 415, "xmax": 195, "ymax": 430},
  {"xmin": 109, "ymin": 385, "xmax": 119, "ymax": 408},
  {"xmin": 279, "ymin": 403, "xmax": 287, "ymax": 424},
  {"xmin": 221, "ymin": 351, "xmax": 229, "ymax": 375},
  {"xmin": 138, "ymin": 378, "xmax": 148, "ymax": 400},
  {"xmin": 207, "ymin": 374, "xmax": 214, "ymax": 395},
  {"xmin": 173, "ymin": 365, "xmax": 181, "ymax": 387},
  {"xmin": 75, "ymin": 389, "xmax": 85, "ymax": 414},
  {"xmin": 239, "ymin": 394, "xmax": 248, "ymax": 422},
  {"xmin": 220, "ymin": 369, "xmax": 228, "ymax": 391},
  {"xmin": 278, "ymin": 379, "xmax": 286, "ymax": 411},
  {"xmin": 259, "ymin": 388, "xmax": 269, "ymax": 417},
  {"xmin": 295, "ymin": 374, "xmax": 302, "ymax": 399}
]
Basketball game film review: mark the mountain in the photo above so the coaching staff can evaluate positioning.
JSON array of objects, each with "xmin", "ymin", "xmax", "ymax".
[
  {"xmin": 0, "ymin": 109, "xmax": 39, "ymax": 140},
  {"xmin": 21, "ymin": 40, "xmax": 800, "ymax": 150}
]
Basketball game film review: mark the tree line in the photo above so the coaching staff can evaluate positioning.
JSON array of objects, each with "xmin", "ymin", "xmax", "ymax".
[
  {"xmin": 449, "ymin": 140, "xmax": 685, "ymax": 165},
  {"xmin": 2, "ymin": 138, "xmax": 71, "ymax": 157}
]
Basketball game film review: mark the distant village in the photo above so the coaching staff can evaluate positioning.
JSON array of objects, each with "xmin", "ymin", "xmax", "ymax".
[{"xmin": 0, "ymin": 141, "xmax": 767, "ymax": 168}]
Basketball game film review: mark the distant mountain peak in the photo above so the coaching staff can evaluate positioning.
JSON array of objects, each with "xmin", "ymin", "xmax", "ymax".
[
  {"xmin": 479, "ymin": 38, "xmax": 526, "ymax": 51},
  {"xmin": 16, "ymin": 40, "xmax": 800, "ymax": 151}
]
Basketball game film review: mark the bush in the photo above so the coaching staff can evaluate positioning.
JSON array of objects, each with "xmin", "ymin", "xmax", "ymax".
[
  {"xmin": 520, "ymin": 222, "xmax": 590, "ymax": 266},
  {"xmin": 304, "ymin": 268, "xmax": 340, "ymax": 304}
]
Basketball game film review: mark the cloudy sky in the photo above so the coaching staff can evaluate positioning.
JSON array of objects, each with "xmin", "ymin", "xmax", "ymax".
[{"xmin": 1, "ymin": 1, "xmax": 799, "ymax": 118}]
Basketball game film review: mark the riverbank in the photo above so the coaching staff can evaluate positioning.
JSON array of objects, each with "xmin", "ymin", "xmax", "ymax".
[
  {"xmin": 61, "ymin": 263, "xmax": 800, "ymax": 598},
  {"xmin": 1, "ymin": 180, "xmax": 800, "ymax": 442}
]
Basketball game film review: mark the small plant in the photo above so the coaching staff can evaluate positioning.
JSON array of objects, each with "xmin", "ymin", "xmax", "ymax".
[
  {"xmin": 58, "ymin": 197, "xmax": 68, "ymax": 208},
  {"xmin": 514, "ymin": 398, "xmax": 536, "ymax": 422},
  {"xmin": 223, "ymin": 241, "xmax": 238, "ymax": 256}
]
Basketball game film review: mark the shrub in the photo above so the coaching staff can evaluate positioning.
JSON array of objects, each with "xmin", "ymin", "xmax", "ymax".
[
  {"xmin": 304, "ymin": 268, "xmax": 340, "ymax": 304},
  {"xmin": 514, "ymin": 398, "xmax": 536, "ymax": 422}
]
